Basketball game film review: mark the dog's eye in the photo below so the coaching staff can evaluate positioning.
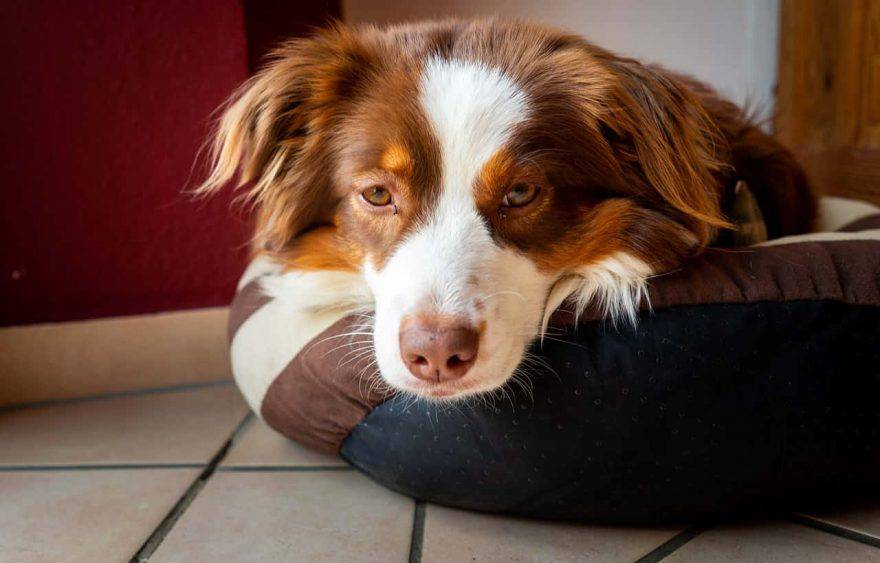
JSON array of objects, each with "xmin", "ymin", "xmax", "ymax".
[
  {"xmin": 502, "ymin": 183, "xmax": 540, "ymax": 208},
  {"xmin": 361, "ymin": 185, "xmax": 393, "ymax": 207}
]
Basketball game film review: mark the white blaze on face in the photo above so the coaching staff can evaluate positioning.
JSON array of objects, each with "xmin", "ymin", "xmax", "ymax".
[
  {"xmin": 364, "ymin": 57, "xmax": 555, "ymax": 397},
  {"xmin": 420, "ymin": 57, "xmax": 529, "ymax": 206}
]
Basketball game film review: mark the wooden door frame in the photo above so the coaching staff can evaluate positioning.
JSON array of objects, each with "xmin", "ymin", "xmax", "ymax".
[{"xmin": 775, "ymin": 0, "xmax": 880, "ymax": 204}]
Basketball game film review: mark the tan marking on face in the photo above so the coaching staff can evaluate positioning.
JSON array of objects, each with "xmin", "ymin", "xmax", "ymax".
[
  {"xmin": 525, "ymin": 198, "xmax": 696, "ymax": 276},
  {"xmin": 379, "ymin": 142, "xmax": 414, "ymax": 177},
  {"xmin": 477, "ymin": 149, "xmax": 516, "ymax": 200},
  {"xmin": 528, "ymin": 198, "xmax": 634, "ymax": 273},
  {"xmin": 343, "ymin": 168, "xmax": 420, "ymax": 270},
  {"xmin": 275, "ymin": 226, "xmax": 363, "ymax": 273}
]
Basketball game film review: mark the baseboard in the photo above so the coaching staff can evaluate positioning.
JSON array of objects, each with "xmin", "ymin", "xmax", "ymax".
[{"xmin": 0, "ymin": 307, "xmax": 231, "ymax": 407}]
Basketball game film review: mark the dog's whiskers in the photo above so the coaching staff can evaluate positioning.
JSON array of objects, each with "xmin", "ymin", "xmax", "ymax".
[
  {"xmin": 322, "ymin": 339, "xmax": 373, "ymax": 360},
  {"xmin": 337, "ymin": 346, "xmax": 377, "ymax": 369}
]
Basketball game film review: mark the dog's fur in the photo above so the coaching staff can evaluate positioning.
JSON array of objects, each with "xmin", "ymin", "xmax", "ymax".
[{"xmin": 199, "ymin": 19, "xmax": 815, "ymax": 400}]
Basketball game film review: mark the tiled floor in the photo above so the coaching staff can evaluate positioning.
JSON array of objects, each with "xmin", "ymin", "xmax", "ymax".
[{"xmin": 1, "ymin": 384, "xmax": 878, "ymax": 562}]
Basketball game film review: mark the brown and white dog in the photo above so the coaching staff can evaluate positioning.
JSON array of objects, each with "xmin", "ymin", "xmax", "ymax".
[{"xmin": 199, "ymin": 19, "xmax": 815, "ymax": 401}]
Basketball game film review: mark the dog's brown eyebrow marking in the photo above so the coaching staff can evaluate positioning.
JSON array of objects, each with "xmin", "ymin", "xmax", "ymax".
[
  {"xmin": 479, "ymin": 149, "xmax": 515, "ymax": 191},
  {"xmin": 380, "ymin": 142, "xmax": 414, "ymax": 176}
]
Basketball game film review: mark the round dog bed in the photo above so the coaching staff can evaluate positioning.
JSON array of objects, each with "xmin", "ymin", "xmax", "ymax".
[{"xmin": 228, "ymin": 197, "xmax": 880, "ymax": 523}]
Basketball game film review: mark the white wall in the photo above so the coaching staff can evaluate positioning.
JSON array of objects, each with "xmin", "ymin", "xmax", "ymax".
[{"xmin": 344, "ymin": 0, "xmax": 780, "ymax": 121}]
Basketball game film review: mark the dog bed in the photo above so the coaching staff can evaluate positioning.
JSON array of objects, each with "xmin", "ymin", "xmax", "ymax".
[{"xmin": 228, "ymin": 196, "xmax": 880, "ymax": 523}]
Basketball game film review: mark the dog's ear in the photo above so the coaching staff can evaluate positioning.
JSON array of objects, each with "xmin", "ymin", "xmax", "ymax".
[
  {"xmin": 196, "ymin": 23, "xmax": 371, "ymax": 251},
  {"xmin": 600, "ymin": 60, "xmax": 732, "ymax": 245}
]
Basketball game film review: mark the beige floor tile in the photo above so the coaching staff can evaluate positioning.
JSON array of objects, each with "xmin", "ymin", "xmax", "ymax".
[
  {"xmin": 151, "ymin": 471, "xmax": 413, "ymax": 562},
  {"xmin": 222, "ymin": 418, "xmax": 346, "ymax": 467},
  {"xmin": 0, "ymin": 469, "xmax": 197, "ymax": 563},
  {"xmin": 802, "ymin": 506, "xmax": 880, "ymax": 540},
  {"xmin": 665, "ymin": 521, "xmax": 880, "ymax": 562},
  {"xmin": 421, "ymin": 504, "xmax": 681, "ymax": 562},
  {"xmin": 0, "ymin": 386, "xmax": 248, "ymax": 466}
]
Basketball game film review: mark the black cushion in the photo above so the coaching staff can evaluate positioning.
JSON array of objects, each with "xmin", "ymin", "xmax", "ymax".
[{"xmin": 341, "ymin": 300, "xmax": 880, "ymax": 523}]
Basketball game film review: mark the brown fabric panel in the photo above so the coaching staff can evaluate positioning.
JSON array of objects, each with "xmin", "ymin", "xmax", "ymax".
[
  {"xmin": 648, "ymin": 240, "xmax": 879, "ymax": 308},
  {"xmin": 227, "ymin": 279, "xmax": 273, "ymax": 341},
  {"xmin": 261, "ymin": 316, "xmax": 390, "ymax": 454},
  {"xmin": 837, "ymin": 213, "xmax": 880, "ymax": 232},
  {"xmin": 554, "ymin": 240, "xmax": 880, "ymax": 324}
]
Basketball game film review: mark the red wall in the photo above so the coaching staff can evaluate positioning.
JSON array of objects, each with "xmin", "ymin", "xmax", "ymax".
[{"xmin": 0, "ymin": 1, "xmax": 338, "ymax": 326}]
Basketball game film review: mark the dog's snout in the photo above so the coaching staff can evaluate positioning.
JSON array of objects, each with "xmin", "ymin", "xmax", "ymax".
[{"xmin": 399, "ymin": 315, "xmax": 479, "ymax": 382}]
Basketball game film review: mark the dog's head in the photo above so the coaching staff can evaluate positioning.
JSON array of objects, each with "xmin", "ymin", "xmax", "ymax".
[{"xmin": 200, "ymin": 20, "xmax": 730, "ymax": 400}]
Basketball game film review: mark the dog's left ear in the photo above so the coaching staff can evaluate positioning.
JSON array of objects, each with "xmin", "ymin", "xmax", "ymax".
[
  {"xmin": 195, "ymin": 23, "xmax": 373, "ymax": 252},
  {"xmin": 600, "ymin": 60, "xmax": 732, "ymax": 245}
]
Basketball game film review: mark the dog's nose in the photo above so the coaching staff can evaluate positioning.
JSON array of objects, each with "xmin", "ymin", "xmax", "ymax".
[{"xmin": 399, "ymin": 315, "xmax": 479, "ymax": 382}]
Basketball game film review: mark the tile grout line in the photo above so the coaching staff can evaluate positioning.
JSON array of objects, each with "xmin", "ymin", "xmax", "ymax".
[
  {"xmin": 408, "ymin": 500, "xmax": 426, "ymax": 563},
  {"xmin": 788, "ymin": 513, "xmax": 880, "ymax": 549},
  {"xmin": 634, "ymin": 525, "xmax": 707, "ymax": 563},
  {"xmin": 129, "ymin": 412, "xmax": 254, "ymax": 563},
  {"xmin": 0, "ymin": 379, "xmax": 234, "ymax": 413},
  {"xmin": 0, "ymin": 464, "xmax": 356, "ymax": 473},
  {"xmin": 217, "ymin": 465, "xmax": 354, "ymax": 472},
  {"xmin": 0, "ymin": 463, "xmax": 204, "ymax": 471}
]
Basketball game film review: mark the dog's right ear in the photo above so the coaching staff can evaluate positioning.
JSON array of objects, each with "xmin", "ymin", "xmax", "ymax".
[{"xmin": 196, "ymin": 23, "xmax": 372, "ymax": 251}]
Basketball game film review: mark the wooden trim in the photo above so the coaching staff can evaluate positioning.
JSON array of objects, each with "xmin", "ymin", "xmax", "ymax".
[
  {"xmin": 0, "ymin": 308, "xmax": 231, "ymax": 407},
  {"xmin": 776, "ymin": 0, "xmax": 880, "ymax": 205}
]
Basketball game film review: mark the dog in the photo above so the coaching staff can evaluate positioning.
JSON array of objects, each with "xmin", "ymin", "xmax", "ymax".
[{"xmin": 198, "ymin": 19, "xmax": 815, "ymax": 401}]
